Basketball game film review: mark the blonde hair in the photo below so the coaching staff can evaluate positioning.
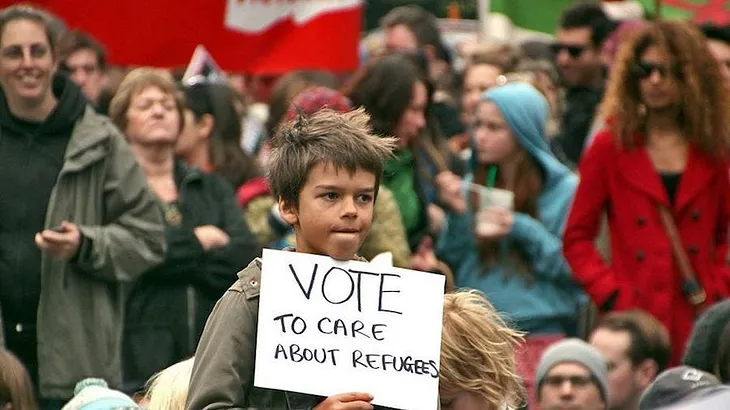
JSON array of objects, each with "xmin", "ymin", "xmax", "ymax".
[
  {"xmin": 440, "ymin": 290, "xmax": 525, "ymax": 409},
  {"xmin": 142, "ymin": 358, "xmax": 194, "ymax": 410},
  {"xmin": 108, "ymin": 67, "xmax": 186, "ymax": 135},
  {"xmin": 465, "ymin": 43, "xmax": 522, "ymax": 74}
]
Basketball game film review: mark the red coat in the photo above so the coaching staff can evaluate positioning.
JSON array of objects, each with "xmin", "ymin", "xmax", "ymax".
[{"xmin": 563, "ymin": 131, "xmax": 730, "ymax": 364}]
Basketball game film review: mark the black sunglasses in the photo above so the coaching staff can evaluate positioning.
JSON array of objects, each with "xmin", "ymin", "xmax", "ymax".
[
  {"xmin": 550, "ymin": 43, "xmax": 586, "ymax": 58},
  {"xmin": 633, "ymin": 61, "xmax": 680, "ymax": 79}
]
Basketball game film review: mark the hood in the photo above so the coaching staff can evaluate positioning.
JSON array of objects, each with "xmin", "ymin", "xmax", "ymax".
[
  {"xmin": 0, "ymin": 73, "xmax": 88, "ymax": 136},
  {"xmin": 475, "ymin": 82, "xmax": 572, "ymax": 188}
]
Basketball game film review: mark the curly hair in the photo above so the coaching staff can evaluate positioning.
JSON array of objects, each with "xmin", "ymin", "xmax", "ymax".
[
  {"xmin": 440, "ymin": 290, "xmax": 525, "ymax": 409},
  {"xmin": 600, "ymin": 21, "xmax": 730, "ymax": 156}
]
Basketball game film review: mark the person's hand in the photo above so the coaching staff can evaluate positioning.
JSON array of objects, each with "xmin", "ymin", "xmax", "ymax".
[
  {"xmin": 35, "ymin": 221, "xmax": 81, "ymax": 260},
  {"xmin": 427, "ymin": 204, "xmax": 446, "ymax": 234},
  {"xmin": 434, "ymin": 171, "xmax": 467, "ymax": 214},
  {"xmin": 314, "ymin": 392, "xmax": 374, "ymax": 410},
  {"xmin": 194, "ymin": 225, "xmax": 230, "ymax": 251},
  {"xmin": 411, "ymin": 236, "xmax": 439, "ymax": 272},
  {"xmin": 475, "ymin": 207, "xmax": 514, "ymax": 239}
]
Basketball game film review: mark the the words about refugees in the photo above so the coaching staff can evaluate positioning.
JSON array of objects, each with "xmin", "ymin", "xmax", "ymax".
[{"xmin": 254, "ymin": 249, "xmax": 445, "ymax": 410}]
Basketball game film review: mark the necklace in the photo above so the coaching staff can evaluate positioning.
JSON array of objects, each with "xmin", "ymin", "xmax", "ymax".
[{"xmin": 163, "ymin": 201, "xmax": 183, "ymax": 226}]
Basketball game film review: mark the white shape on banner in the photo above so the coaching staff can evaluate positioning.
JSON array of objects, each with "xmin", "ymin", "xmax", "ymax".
[
  {"xmin": 254, "ymin": 248, "xmax": 444, "ymax": 410},
  {"xmin": 225, "ymin": 0, "xmax": 362, "ymax": 34}
]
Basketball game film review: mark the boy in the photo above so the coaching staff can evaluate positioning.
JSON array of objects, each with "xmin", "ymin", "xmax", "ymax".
[{"xmin": 185, "ymin": 108, "xmax": 397, "ymax": 410}]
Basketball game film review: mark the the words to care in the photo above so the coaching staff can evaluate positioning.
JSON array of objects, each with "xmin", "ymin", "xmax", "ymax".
[{"xmin": 254, "ymin": 249, "xmax": 445, "ymax": 410}]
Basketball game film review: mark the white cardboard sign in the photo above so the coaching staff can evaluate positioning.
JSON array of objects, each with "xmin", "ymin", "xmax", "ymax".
[{"xmin": 254, "ymin": 249, "xmax": 445, "ymax": 410}]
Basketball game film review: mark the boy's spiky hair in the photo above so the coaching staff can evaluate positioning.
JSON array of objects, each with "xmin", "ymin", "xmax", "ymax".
[{"xmin": 267, "ymin": 107, "xmax": 396, "ymax": 207}]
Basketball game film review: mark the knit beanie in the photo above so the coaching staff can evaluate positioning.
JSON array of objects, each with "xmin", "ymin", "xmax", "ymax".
[
  {"xmin": 683, "ymin": 300, "xmax": 730, "ymax": 374},
  {"xmin": 285, "ymin": 87, "xmax": 353, "ymax": 121},
  {"xmin": 535, "ymin": 338, "xmax": 609, "ymax": 401},
  {"xmin": 61, "ymin": 378, "xmax": 138, "ymax": 410}
]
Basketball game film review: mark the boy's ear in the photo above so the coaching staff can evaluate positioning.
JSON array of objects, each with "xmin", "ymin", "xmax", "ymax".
[{"xmin": 278, "ymin": 199, "xmax": 299, "ymax": 226}]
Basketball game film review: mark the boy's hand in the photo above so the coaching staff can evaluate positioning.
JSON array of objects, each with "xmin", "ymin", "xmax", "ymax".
[{"xmin": 315, "ymin": 392, "xmax": 374, "ymax": 410}]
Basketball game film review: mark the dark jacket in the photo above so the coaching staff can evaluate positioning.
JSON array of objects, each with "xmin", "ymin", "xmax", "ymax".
[
  {"xmin": 0, "ymin": 74, "xmax": 86, "ymax": 327},
  {"xmin": 557, "ymin": 86, "xmax": 603, "ymax": 166},
  {"xmin": 123, "ymin": 161, "xmax": 260, "ymax": 392}
]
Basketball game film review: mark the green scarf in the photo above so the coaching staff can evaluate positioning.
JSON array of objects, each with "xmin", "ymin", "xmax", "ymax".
[{"xmin": 383, "ymin": 148, "xmax": 423, "ymax": 234}]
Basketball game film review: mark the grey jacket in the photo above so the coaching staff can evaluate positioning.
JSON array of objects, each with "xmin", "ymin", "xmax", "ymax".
[{"xmin": 0, "ymin": 106, "xmax": 166, "ymax": 398}]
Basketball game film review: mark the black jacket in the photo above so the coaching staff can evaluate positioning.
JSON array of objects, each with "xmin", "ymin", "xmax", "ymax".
[
  {"xmin": 123, "ymin": 160, "xmax": 261, "ymax": 392},
  {"xmin": 0, "ymin": 75, "xmax": 87, "ymax": 326},
  {"xmin": 557, "ymin": 86, "xmax": 604, "ymax": 166}
]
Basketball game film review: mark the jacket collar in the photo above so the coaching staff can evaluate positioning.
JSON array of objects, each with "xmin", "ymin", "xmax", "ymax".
[
  {"xmin": 59, "ymin": 106, "xmax": 114, "ymax": 176},
  {"xmin": 173, "ymin": 159, "xmax": 203, "ymax": 187},
  {"xmin": 617, "ymin": 140, "xmax": 720, "ymax": 213}
]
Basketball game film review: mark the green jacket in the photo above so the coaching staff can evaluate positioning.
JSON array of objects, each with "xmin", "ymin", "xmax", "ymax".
[
  {"xmin": 186, "ymin": 258, "xmax": 322, "ymax": 409},
  {"xmin": 19, "ymin": 106, "xmax": 165, "ymax": 398}
]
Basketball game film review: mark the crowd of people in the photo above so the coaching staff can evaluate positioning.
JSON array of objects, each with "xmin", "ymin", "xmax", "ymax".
[{"xmin": 0, "ymin": 1, "xmax": 730, "ymax": 410}]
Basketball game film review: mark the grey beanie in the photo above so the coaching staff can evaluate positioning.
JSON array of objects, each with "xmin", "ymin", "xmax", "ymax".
[{"xmin": 535, "ymin": 338, "xmax": 609, "ymax": 400}]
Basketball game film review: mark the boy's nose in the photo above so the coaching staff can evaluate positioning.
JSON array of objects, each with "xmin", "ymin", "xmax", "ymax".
[{"xmin": 341, "ymin": 197, "xmax": 357, "ymax": 216}]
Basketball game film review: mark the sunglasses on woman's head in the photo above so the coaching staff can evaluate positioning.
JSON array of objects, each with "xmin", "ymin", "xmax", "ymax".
[
  {"xmin": 550, "ymin": 43, "xmax": 586, "ymax": 58},
  {"xmin": 182, "ymin": 73, "xmax": 227, "ymax": 88},
  {"xmin": 496, "ymin": 71, "xmax": 537, "ymax": 87}
]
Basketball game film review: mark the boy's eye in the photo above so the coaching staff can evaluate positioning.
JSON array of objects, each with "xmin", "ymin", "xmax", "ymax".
[
  {"xmin": 356, "ymin": 194, "xmax": 373, "ymax": 204},
  {"xmin": 322, "ymin": 192, "xmax": 338, "ymax": 201}
]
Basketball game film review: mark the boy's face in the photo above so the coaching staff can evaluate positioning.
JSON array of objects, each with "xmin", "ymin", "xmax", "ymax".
[{"xmin": 280, "ymin": 162, "xmax": 376, "ymax": 261}]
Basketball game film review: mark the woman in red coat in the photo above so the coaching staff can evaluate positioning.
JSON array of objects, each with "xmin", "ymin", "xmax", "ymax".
[{"xmin": 563, "ymin": 21, "xmax": 730, "ymax": 364}]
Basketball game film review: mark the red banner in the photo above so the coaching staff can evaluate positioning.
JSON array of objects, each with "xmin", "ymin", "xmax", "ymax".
[{"xmin": 7, "ymin": 0, "xmax": 362, "ymax": 74}]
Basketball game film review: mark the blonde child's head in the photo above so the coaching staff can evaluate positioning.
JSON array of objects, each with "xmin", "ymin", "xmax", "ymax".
[
  {"xmin": 440, "ymin": 290, "xmax": 525, "ymax": 410},
  {"xmin": 142, "ymin": 358, "xmax": 194, "ymax": 410}
]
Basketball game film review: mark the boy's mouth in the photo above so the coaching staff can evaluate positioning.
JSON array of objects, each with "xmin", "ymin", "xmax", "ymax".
[{"xmin": 331, "ymin": 228, "xmax": 360, "ymax": 233}]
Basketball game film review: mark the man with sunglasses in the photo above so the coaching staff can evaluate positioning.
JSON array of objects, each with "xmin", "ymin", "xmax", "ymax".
[
  {"xmin": 536, "ymin": 339, "xmax": 609, "ymax": 410},
  {"xmin": 553, "ymin": 2, "xmax": 614, "ymax": 167}
]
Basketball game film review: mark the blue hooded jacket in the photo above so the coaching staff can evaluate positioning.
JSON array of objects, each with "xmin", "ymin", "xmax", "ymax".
[{"xmin": 437, "ymin": 83, "xmax": 587, "ymax": 333}]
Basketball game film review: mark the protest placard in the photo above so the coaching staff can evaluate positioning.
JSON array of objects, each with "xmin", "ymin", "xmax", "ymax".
[{"xmin": 254, "ymin": 249, "xmax": 445, "ymax": 410}]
